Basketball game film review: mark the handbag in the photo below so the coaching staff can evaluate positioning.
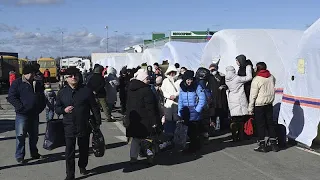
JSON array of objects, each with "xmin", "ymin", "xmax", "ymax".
[
  {"xmin": 244, "ymin": 117, "xmax": 254, "ymax": 136},
  {"xmin": 173, "ymin": 121, "xmax": 188, "ymax": 149},
  {"xmin": 89, "ymin": 116, "xmax": 105, "ymax": 157},
  {"xmin": 43, "ymin": 118, "xmax": 66, "ymax": 150}
]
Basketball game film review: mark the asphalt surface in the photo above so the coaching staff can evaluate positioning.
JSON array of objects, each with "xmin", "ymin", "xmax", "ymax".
[{"xmin": 0, "ymin": 83, "xmax": 320, "ymax": 180}]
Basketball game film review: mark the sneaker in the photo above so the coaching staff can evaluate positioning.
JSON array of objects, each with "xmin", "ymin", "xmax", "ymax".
[
  {"xmin": 17, "ymin": 158, "xmax": 26, "ymax": 164},
  {"xmin": 80, "ymin": 168, "xmax": 88, "ymax": 175},
  {"xmin": 254, "ymin": 141, "xmax": 268, "ymax": 153},
  {"xmin": 270, "ymin": 140, "xmax": 280, "ymax": 152}
]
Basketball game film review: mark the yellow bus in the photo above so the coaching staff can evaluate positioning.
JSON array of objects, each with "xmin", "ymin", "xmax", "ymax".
[
  {"xmin": 0, "ymin": 55, "xmax": 20, "ymax": 85},
  {"xmin": 37, "ymin": 57, "xmax": 57, "ymax": 80},
  {"xmin": 18, "ymin": 58, "xmax": 28, "ymax": 75}
]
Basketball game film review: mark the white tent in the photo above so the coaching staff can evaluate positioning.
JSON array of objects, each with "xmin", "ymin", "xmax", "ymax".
[
  {"xmin": 278, "ymin": 18, "xmax": 320, "ymax": 147},
  {"xmin": 96, "ymin": 53, "xmax": 143, "ymax": 73},
  {"xmin": 126, "ymin": 53, "xmax": 143, "ymax": 68},
  {"xmin": 201, "ymin": 29, "xmax": 303, "ymax": 103},
  {"xmin": 160, "ymin": 41, "xmax": 207, "ymax": 71},
  {"xmin": 141, "ymin": 48, "xmax": 162, "ymax": 65}
]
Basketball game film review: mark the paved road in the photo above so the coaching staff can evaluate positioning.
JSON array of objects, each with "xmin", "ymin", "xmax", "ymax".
[{"xmin": 0, "ymin": 84, "xmax": 320, "ymax": 180}]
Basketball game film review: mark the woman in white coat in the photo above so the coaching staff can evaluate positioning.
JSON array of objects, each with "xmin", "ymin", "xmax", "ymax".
[
  {"xmin": 104, "ymin": 67, "xmax": 119, "ymax": 119},
  {"xmin": 225, "ymin": 65, "xmax": 252, "ymax": 141},
  {"xmin": 161, "ymin": 66, "xmax": 182, "ymax": 136}
]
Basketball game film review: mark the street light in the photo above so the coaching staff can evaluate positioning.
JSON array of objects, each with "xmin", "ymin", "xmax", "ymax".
[
  {"xmin": 114, "ymin": 31, "xmax": 118, "ymax": 53},
  {"xmin": 61, "ymin": 31, "xmax": 64, "ymax": 58},
  {"xmin": 105, "ymin": 26, "xmax": 109, "ymax": 53}
]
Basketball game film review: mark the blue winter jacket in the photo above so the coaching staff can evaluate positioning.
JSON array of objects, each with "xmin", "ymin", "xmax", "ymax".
[{"xmin": 178, "ymin": 82, "xmax": 206, "ymax": 121}]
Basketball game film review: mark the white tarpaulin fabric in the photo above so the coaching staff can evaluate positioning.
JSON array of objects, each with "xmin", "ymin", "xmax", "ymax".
[
  {"xmin": 95, "ymin": 53, "xmax": 143, "ymax": 73},
  {"xmin": 142, "ymin": 48, "xmax": 162, "ymax": 65},
  {"xmin": 160, "ymin": 41, "xmax": 207, "ymax": 71},
  {"xmin": 278, "ymin": 18, "xmax": 320, "ymax": 147},
  {"xmin": 201, "ymin": 29, "xmax": 303, "ymax": 103}
]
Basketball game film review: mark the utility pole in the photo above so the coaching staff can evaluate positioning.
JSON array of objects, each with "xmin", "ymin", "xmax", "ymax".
[
  {"xmin": 114, "ymin": 31, "xmax": 118, "ymax": 52},
  {"xmin": 61, "ymin": 31, "xmax": 64, "ymax": 58},
  {"xmin": 105, "ymin": 26, "xmax": 109, "ymax": 53}
]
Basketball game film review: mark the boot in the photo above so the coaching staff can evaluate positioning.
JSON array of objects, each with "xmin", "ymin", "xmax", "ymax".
[
  {"xmin": 270, "ymin": 139, "xmax": 280, "ymax": 152},
  {"xmin": 254, "ymin": 141, "xmax": 268, "ymax": 153}
]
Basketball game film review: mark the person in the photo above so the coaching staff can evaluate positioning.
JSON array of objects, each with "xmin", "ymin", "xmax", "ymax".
[
  {"xmin": 248, "ymin": 62, "xmax": 279, "ymax": 152},
  {"xmin": 104, "ymin": 67, "xmax": 119, "ymax": 118},
  {"xmin": 33, "ymin": 63, "xmax": 44, "ymax": 85},
  {"xmin": 82, "ymin": 69, "xmax": 88, "ymax": 84},
  {"xmin": 44, "ymin": 83, "xmax": 56, "ymax": 121},
  {"xmin": 153, "ymin": 63, "xmax": 163, "ymax": 78},
  {"xmin": 178, "ymin": 70, "xmax": 206, "ymax": 153},
  {"xmin": 147, "ymin": 65, "xmax": 156, "ymax": 84},
  {"xmin": 195, "ymin": 67, "xmax": 212, "ymax": 144},
  {"xmin": 9, "ymin": 69, "xmax": 17, "ymax": 86},
  {"xmin": 119, "ymin": 67, "xmax": 130, "ymax": 114},
  {"xmin": 87, "ymin": 65, "xmax": 113, "ymax": 122},
  {"xmin": 123, "ymin": 70, "xmax": 160, "ymax": 164},
  {"xmin": 236, "ymin": 55, "xmax": 254, "ymax": 102},
  {"xmin": 225, "ymin": 65, "xmax": 252, "ymax": 142},
  {"xmin": 102, "ymin": 66, "xmax": 108, "ymax": 77},
  {"xmin": 178, "ymin": 67, "xmax": 187, "ymax": 80},
  {"xmin": 43, "ymin": 68, "xmax": 51, "ymax": 83},
  {"xmin": 207, "ymin": 61, "xmax": 229, "ymax": 130},
  {"xmin": 7, "ymin": 65, "xmax": 46, "ymax": 164},
  {"xmin": 55, "ymin": 67, "xmax": 101, "ymax": 180},
  {"xmin": 161, "ymin": 66, "xmax": 182, "ymax": 137}
]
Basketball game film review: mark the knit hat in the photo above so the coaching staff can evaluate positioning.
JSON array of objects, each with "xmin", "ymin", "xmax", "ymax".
[
  {"xmin": 22, "ymin": 65, "xmax": 36, "ymax": 75},
  {"xmin": 182, "ymin": 70, "xmax": 194, "ymax": 80},
  {"xmin": 209, "ymin": 63, "xmax": 218, "ymax": 70},
  {"xmin": 135, "ymin": 71, "xmax": 149, "ymax": 82},
  {"xmin": 134, "ymin": 69, "xmax": 147, "ymax": 78}
]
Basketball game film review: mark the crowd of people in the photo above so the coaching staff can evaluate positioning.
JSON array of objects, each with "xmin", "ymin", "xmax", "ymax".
[{"xmin": 6, "ymin": 54, "xmax": 280, "ymax": 180}]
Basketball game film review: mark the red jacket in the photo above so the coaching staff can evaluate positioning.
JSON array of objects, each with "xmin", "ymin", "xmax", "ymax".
[{"xmin": 9, "ymin": 71, "xmax": 16, "ymax": 86}]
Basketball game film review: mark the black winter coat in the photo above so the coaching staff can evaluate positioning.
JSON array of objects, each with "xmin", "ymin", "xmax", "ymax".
[
  {"xmin": 208, "ymin": 72, "xmax": 228, "ymax": 111},
  {"xmin": 124, "ymin": 79, "xmax": 160, "ymax": 138},
  {"xmin": 7, "ymin": 76, "xmax": 46, "ymax": 116},
  {"xmin": 87, "ymin": 73, "xmax": 106, "ymax": 98},
  {"xmin": 55, "ymin": 84, "xmax": 101, "ymax": 137}
]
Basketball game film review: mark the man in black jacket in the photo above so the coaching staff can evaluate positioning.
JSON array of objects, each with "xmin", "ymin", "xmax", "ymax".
[
  {"xmin": 7, "ymin": 65, "xmax": 46, "ymax": 164},
  {"xmin": 87, "ymin": 65, "xmax": 113, "ymax": 122},
  {"xmin": 55, "ymin": 67, "xmax": 101, "ymax": 180}
]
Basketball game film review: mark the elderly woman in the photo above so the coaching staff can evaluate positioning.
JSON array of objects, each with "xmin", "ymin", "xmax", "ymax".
[
  {"xmin": 104, "ymin": 67, "xmax": 119, "ymax": 118},
  {"xmin": 225, "ymin": 65, "xmax": 252, "ymax": 142},
  {"xmin": 161, "ymin": 66, "xmax": 182, "ymax": 137}
]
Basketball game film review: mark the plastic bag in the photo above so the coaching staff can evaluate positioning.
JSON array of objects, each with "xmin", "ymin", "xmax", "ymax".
[
  {"xmin": 173, "ymin": 121, "xmax": 188, "ymax": 149},
  {"xmin": 43, "ymin": 119, "xmax": 66, "ymax": 150},
  {"xmin": 92, "ymin": 129, "xmax": 105, "ymax": 157}
]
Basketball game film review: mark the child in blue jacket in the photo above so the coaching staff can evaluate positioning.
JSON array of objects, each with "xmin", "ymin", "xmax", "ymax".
[{"xmin": 178, "ymin": 70, "xmax": 206, "ymax": 153}]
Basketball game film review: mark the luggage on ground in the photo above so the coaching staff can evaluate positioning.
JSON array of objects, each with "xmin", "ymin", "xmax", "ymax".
[{"xmin": 173, "ymin": 121, "xmax": 188, "ymax": 149}]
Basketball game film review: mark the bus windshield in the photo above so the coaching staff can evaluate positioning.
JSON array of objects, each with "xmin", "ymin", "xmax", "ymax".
[{"xmin": 38, "ymin": 61, "xmax": 56, "ymax": 68}]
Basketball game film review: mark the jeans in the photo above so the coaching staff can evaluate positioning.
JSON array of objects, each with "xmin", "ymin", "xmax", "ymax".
[
  {"xmin": 46, "ymin": 109, "xmax": 54, "ymax": 121},
  {"xmin": 15, "ymin": 114, "xmax": 39, "ymax": 160},
  {"xmin": 65, "ymin": 135, "xmax": 90, "ymax": 177},
  {"xmin": 130, "ymin": 138, "xmax": 141, "ymax": 159}
]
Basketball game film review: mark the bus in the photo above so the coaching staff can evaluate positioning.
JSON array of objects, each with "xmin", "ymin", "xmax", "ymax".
[
  {"xmin": 18, "ymin": 58, "xmax": 28, "ymax": 75},
  {"xmin": 0, "ymin": 55, "xmax": 20, "ymax": 86},
  {"xmin": 37, "ymin": 57, "xmax": 57, "ymax": 81}
]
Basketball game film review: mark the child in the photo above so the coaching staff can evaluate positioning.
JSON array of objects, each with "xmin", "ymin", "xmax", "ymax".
[{"xmin": 44, "ymin": 83, "xmax": 56, "ymax": 121}]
